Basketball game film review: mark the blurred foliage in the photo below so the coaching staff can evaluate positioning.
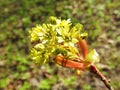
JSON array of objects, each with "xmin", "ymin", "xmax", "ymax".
[{"xmin": 0, "ymin": 0, "xmax": 120, "ymax": 90}]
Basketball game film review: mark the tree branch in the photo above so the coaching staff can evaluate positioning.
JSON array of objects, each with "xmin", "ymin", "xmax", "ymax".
[{"xmin": 90, "ymin": 65, "xmax": 114, "ymax": 90}]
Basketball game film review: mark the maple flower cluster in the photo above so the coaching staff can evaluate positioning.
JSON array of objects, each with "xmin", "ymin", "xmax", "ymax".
[
  {"xmin": 28, "ymin": 17, "xmax": 114, "ymax": 90},
  {"xmin": 29, "ymin": 16, "xmax": 99, "ymax": 67}
]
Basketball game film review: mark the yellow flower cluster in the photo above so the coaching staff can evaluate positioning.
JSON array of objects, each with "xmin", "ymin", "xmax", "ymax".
[{"xmin": 29, "ymin": 16, "xmax": 88, "ymax": 65}]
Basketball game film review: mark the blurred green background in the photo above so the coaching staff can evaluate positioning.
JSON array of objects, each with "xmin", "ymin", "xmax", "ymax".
[{"xmin": 0, "ymin": 0, "xmax": 120, "ymax": 90}]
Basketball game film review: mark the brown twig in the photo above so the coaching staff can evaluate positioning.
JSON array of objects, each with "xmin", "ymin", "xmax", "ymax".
[{"xmin": 90, "ymin": 65, "xmax": 114, "ymax": 90}]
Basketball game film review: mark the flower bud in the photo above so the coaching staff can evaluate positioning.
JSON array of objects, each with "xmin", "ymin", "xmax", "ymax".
[{"xmin": 85, "ymin": 49, "xmax": 100, "ymax": 63}]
